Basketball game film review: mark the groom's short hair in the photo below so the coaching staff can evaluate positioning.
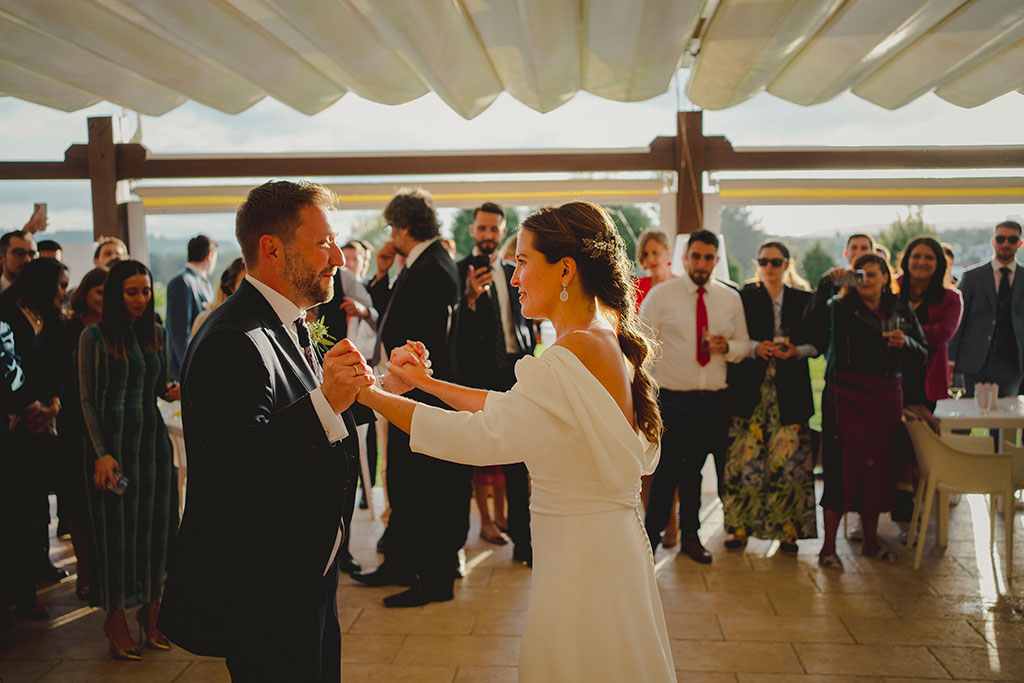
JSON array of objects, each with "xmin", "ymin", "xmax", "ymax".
[{"xmin": 236, "ymin": 180, "xmax": 336, "ymax": 267}]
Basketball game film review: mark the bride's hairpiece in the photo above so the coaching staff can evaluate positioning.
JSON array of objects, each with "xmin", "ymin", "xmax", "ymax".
[{"xmin": 581, "ymin": 234, "xmax": 624, "ymax": 259}]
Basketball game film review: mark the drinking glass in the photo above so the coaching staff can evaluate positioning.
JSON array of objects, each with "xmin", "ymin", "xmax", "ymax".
[
  {"xmin": 880, "ymin": 316, "xmax": 898, "ymax": 340},
  {"xmin": 948, "ymin": 373, "xmax": 966, "ymax": 401}
]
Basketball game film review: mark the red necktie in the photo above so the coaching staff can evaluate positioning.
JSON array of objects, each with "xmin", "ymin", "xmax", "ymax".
[{"xmin": 696, "ymin": 286, "xmax": 710, "ymax": 366}]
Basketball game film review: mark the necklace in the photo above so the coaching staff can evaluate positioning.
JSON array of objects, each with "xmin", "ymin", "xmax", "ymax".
[{"xmin": 17, "ymin": 302, "xmax": 43, "ymax": 329}]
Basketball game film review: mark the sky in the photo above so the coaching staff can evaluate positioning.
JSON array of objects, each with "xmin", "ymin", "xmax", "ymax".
[{"xmin": 0, "ymin": 70, "xmax": 1021, "ymax": 241}]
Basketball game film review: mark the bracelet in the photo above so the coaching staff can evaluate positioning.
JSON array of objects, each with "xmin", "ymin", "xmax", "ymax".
[{"xmin": 375, "ymin": 371, "xmax": 393, "ymax": 394}]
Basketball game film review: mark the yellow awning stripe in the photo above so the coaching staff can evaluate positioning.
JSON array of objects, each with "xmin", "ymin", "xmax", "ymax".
[
  {"xmin": 719, "ymin": 187, "xmax": 1024, "ymax": 200},
  {"xmin": 139, "ymin": 188, "xmax": 663, "ymax": 209}
]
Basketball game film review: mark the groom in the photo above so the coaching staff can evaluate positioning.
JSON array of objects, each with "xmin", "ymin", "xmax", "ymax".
[{"xmin": 159, "ymin": 181, "xmax": 372, "ymax": 682}]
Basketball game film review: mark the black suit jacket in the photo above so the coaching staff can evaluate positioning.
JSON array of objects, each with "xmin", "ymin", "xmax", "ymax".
[
  {"xmin": 728, "ymin": 284, "xmax": 816, "ymax": 425},
  {"xmin": 369, "ymin": 240, "xmax": 460, "ymax": 386},
  {"xmin": 159, "ymin": 279, "xmax": 357, "ymax": 657},
  {"xmin": 455, "ymin": 255, "xmax": 535, "ymax": 389}
]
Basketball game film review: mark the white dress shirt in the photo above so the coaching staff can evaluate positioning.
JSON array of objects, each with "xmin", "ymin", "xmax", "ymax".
[
  {"xmin": 639, "ymin": 274, "xmax": 749, "ymax": 392},
  {"xmin": 991, "ymin": 258, "xmax": 1017, "ymax": 291},
  {"xmin": 244, "ymin": 274, "xmax": 349, "ymax": 575},
  {"xmin": 0, "ymin": 273, "xmax": 12, "ymax": 294}
]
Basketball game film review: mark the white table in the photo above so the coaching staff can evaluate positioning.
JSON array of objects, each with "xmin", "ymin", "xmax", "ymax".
[{"xmin": 933, "ymin": 396, "xmax": 1024, "ymax": 451}]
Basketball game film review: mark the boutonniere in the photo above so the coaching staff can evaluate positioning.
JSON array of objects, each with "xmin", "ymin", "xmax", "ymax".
[{"xmin": 307, "ymin": 317, "xmax": 337, "ymax": 350}]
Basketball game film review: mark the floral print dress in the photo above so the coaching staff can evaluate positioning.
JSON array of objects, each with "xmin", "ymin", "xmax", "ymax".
[{"xmin": 723, "ymin": 359, "xmax": 817, "ymax": 540}]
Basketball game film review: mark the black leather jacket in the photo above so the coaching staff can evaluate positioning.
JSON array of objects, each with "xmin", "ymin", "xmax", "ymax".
[{"xmin": 807, "ymin": 287, "xmax": 928, "ymax": 379}]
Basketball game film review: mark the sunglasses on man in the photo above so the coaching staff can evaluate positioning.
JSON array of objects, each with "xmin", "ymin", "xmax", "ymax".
[
  {"xmin": 994, "ymin": 235, "xmax": 1020, "ymax": 245},
  {"xmin": 757, "ymin": 257, "xmax": 787, "ymax": 267},
  {"xmin": 9, "ymin": 247, "xmax": 37, "ymax": 259}
]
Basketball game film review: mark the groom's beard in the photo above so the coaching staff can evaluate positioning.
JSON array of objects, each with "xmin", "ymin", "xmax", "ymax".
[{"xmin": 284, "ymin": 250, "xmax": 334, "ymax": 306}]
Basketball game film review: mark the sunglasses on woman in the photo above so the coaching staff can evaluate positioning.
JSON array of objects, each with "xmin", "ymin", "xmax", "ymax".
[
  {"xmin": 757, "ymin": 258, "xmax": 787, "ymax": 267},
  {"xmin": 994, "ymin": 235, "xmax": 1020, "ymax": 245}
]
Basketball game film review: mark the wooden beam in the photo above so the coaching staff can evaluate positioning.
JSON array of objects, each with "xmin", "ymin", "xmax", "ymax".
[
  {"xmin": 86, "ymin": 117, "xmax": 122, "ymax": 244},
  {"xmin": 675, "ymin": 111, "xmax": 705, "ymax": 234},
  {"xmin": 110, "ymin": 137, "xmax": 679, "ymax": 180}
]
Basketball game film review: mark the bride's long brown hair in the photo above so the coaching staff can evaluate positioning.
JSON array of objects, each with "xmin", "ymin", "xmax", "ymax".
[{"xmin": 520, "ymin": 201, "xmax": 663, "ymax": 443}]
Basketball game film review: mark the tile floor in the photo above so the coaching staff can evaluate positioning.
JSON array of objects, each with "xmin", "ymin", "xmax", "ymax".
[{"xmin": 2, "ymin": 472, "xmax": 1024, "ymax": 682}]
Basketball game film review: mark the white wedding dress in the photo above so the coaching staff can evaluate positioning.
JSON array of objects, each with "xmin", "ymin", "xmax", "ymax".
[{"xmin": 410, "ymin": 345, "xmax": 676, "ymax": 682}]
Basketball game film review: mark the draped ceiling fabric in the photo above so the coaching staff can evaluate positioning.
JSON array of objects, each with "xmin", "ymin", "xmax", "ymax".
[{"xmin": 0, "ymin": 0, "xmax": 1021, "ymax": 119}]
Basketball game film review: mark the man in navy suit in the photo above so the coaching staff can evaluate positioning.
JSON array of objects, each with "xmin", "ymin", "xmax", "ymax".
[
  {"xmin": 456, "ymin": 202, "xmax": 535, "ymax": 565},
  {"xmin": 352, "ymin": 187, "xmax": 467, "ymax": 607},
  {"xmin": 159, "ymin": 181, "xmax": 371, "ymax": 682},
  {"xmin": 166, "ymin": 234, "xmax": 217, "ymax": 380},
  {"xmin": 949, "ymin": 220, "xmax": 1024, "ymax": 397}
]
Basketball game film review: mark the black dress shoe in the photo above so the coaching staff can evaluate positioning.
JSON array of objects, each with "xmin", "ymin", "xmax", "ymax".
[
  {"xmin": 512, "ymin": 545, "xmax": 533, "ymax": 568},
  {"xmin": 35, "ymin": 564, "xmax": 69, "ymax": 584},
  {"xmin": 351, "ymin": 566, "xmax": 412, "ymax": 587},
  {"xmin": 679, "ymin": 535, "xmax": 712, "ymax": 564},
  {"xmin": 383, "ymin": 586, "xmax": 454, "ymax": 608},
  {"xmin": 338, "ymin": 556, "xmax": 362, "ymax": 574}
]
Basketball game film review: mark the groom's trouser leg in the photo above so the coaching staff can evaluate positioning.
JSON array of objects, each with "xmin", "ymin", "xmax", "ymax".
[{"xmin": 225, "ymin": 564, "xmax": 340, "ymax": 682}]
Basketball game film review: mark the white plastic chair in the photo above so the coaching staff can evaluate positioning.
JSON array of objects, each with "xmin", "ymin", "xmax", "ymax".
[{"xmin": 904, "ymin": 418, "xmax": 1015, "ymax": 576}]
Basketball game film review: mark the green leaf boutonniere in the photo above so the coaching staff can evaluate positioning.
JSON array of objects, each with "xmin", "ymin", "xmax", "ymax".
[{"xmin": 307, "ymin": 316, "xmax": 337, "ymax": 350}]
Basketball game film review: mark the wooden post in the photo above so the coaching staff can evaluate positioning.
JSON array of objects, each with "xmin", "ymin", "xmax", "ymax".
[
  {"xmin": 86, "ymin": 117, "xmax": 124, "ymax": 246},
  {"xmin": 675, "ymin": 110, "xmax": 705, "ymax": 234}
]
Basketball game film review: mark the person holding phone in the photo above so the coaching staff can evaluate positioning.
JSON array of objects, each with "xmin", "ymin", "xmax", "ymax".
[
  {"xmin": 806, "ymin": 253, "xmax": 927, "ymax": 568},
  {"xmin": 723, "ymin": 241, "xmax": 818, "ymax": 553},
  {"xmin": 456, "ymin": 202, "xmax": 536, "ymax": 563},
  {"xmin": 78, "ymin": 260, "xmax": 179, "ymax": 660}
]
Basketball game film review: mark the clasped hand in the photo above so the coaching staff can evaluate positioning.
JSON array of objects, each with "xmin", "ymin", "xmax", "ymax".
[
  {"xmin": 755, "ymin": 340, "xmax": 799, "ymax": 360},
  {"xmin": 321, "ymin": 338, "xmax": 374, "ymax": 413},
  {"xmin": 383, "ymin": 341, "xmax": 432, "ymax": 394}
]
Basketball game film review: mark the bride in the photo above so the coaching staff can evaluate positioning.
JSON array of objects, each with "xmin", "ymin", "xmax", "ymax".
[{"xmin": 360, "ymin": 201, "xmax": 676, "ymax": 682}]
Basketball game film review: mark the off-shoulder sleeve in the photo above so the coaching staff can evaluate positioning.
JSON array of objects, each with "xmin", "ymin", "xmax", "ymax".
[
  {"xmin": 410, "ymin": 357, "xmax": 571, "ymax": 466},
  {"xmin": 78, "ymin": 326, "xmax": 109, "ymax": 459}
]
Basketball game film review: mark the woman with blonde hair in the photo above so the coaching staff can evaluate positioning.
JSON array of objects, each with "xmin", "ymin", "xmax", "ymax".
[
  {"xmin": 361, "ymin": 201, "xmax": 675, "ymax": 681},
  {"xmin": 634, "ymin": 229, "xmax": 675, "ymax": 307}
]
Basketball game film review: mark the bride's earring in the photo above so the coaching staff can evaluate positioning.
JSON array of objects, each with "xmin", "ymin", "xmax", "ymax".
[{"xmin": 559, "ymin": 283, "xmax": 569, "ymax": 302}]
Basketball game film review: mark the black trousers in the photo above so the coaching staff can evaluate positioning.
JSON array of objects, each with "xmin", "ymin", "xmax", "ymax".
[
  {"xmin": 384, "ymin": 420, "xmax": 473, "ymax": 593},
  {"xmin": 225, "ymin": 561, "xmax": 340, "ymax": 683},
  {"xmin": 492, "ymin": 355, "xmax": 532, "ymax": 557},
  {"xmin": 645, "ymin": 389, "xmax": 729, "ymax": 550}
]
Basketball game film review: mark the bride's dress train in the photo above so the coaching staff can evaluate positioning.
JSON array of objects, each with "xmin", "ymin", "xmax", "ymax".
[{"xmin": 410, "ymin": 346, "xmax": 676, "ymax": 682}]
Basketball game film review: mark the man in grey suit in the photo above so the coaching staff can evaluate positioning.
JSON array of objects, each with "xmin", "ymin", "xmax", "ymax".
[
  {"xmin": 166, "ymin": 234, "xmax": 217, "ymax": 380},
  {"xmin": 949, "ymin": 220, "xmax": 1024, "ymax": 397}
]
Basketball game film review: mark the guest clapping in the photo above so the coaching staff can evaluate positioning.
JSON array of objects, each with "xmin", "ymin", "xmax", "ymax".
[
  {"xmin": 78, "ymin": 260, "xmax": 178, "ymax": 659},
  {"xmin": 723, "ymin": 242, "xmax": 818, "ymax": 552},
  {"xmin": 808, "ymin": 253, "xmax": 927, "ymax": 567}
]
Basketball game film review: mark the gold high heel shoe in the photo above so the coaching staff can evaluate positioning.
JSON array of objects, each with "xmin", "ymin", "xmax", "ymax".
[
  {"xmin": 136, "ymin": 605, "xmax": 171, "ymax": 650},
  {"xmin": 104, "ymin": 619, "xmax": 142, "ymax": 661}
]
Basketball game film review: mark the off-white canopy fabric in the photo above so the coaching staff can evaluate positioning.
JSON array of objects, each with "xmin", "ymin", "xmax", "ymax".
[{"xmin": 0, "ymin": 0, "xmax": 1020, "ymax": 119}]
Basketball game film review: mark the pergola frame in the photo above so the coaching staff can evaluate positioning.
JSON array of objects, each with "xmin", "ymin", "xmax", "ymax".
[{"xmin": 1, "ymin": 112, "xmax": 1023, "ymax": 250}]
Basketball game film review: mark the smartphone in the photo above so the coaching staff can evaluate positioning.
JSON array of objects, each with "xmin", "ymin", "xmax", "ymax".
[
  {"xmin": 108, "ymin": 473, "xmax": 129, "ymax": 496},
  {"xmin": 470, "ymin": 254, "xmax": 490, "ymax": 273},
  {"xmin": 34, "ymin": 203, "xmax": 47, "ymax": 226},
  {"xmin": 839, "ymin": 269, "xmax": 866, "ymax": 287}
]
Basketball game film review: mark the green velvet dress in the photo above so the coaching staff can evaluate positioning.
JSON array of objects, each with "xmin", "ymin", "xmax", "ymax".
[{"xmin": 78, "ymin": 324, "xmax": 175, "ymax": 611}]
